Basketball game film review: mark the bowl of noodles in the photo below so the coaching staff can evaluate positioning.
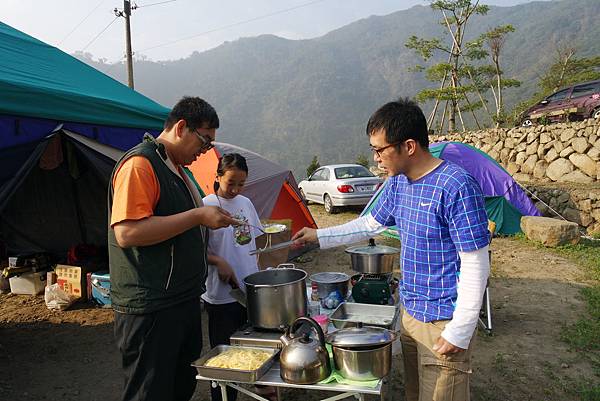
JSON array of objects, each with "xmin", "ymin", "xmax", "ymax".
[{"xmin": 192, "ymin": 345, "xmax": 279, "ymax": 382}]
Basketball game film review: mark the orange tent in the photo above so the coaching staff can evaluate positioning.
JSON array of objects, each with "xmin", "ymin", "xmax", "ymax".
[{"xmin": 188, "ymin": 142, "xmax": 317, "ymax": 236}]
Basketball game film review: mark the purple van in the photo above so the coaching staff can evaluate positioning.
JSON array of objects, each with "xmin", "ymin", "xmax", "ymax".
[{"xmin": 520, "ymin": 79, "xmax": 600, "ymax": 126}]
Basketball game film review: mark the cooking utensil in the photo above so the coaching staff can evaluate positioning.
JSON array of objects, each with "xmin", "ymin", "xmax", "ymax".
[
  {"xmin": 326, "ymin": 324, "xmax": 396, "ymax": 348},
  {"xmin": 192, "ymin": 345, "xmax": 279, "ymax": 382},
  {"xmin": 234, "ymin": 221, "xmax": 288, "ymax": 235},
  {"xmin": 243, "ymin": 266, "xmax": 307, "ymax": 330},
  {"xmin": 329, "ymin": 302, "xmax": 399, "ymax": 330},
  {"xmin": 229, "ymin": 288, "xmax": 247, "ymax": 307},
  {"xmin": 248, "ymin": 240, "xmax": 295, "ymax": 256},
  {"xmin": 332, "ymin": 342, "xmax": 392, "ymax": 381},
  {"xmin": 326, "ymin": 324, "xmax": 396, "ymax": 381},
  {"xmin": 345, "ymin": 238, "xmax": 399, "ymax": 274},
  {"xmin": 309, "ymin": 272, "xmax": 350, "ymax": 299},
  {"xmin": 279, "ymin": 316, "xmax": 331, "ymax": 384}
]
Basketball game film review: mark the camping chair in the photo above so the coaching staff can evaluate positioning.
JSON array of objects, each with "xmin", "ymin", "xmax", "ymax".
[{"xmin": 478, "ymin": 221, "xmax": 495, "ymax": 335}]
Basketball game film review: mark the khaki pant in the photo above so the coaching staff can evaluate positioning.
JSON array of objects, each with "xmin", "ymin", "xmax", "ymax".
[{"xmin": 400, "ymin": 309, "xmax": 475, "ymax": 401}]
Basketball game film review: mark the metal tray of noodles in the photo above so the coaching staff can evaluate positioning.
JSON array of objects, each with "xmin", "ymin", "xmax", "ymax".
[
  {"xmin": 192, "ymin": 345, "xmax": 279, "ymax": 382},
  {"xmin": 329, "ymin": 302, "xmax": 400, "ymax": 330}
]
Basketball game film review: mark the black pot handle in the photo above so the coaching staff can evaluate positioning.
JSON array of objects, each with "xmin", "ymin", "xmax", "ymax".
[
  {"xmin": 289, "ymin": 316, "xmax": 326, "ymax": 347},
  {"xmin": 368, "ymin": 238, "xmax": 376, "ymax": 247}
]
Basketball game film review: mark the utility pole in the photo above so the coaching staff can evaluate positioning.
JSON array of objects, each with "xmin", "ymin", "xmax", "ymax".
[{"xmin": 115, "ymin": 1, "xmax": 135, "ymax": 89}]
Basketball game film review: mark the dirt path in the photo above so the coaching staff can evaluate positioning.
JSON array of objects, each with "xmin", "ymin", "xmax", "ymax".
[{"xmin": 0, "ymin": 205, "xmax": 597, "ymax": 401}]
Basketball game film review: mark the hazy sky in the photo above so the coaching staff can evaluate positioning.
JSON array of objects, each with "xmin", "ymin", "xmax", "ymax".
[{"xmin": 1, "ymin": 0, "xmax": 544, "ymax": 62}]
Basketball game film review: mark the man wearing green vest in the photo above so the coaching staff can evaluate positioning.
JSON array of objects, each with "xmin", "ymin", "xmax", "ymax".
[{"xmin": 108, "ymin": 97, "xmax": 238, "ymax": 401}]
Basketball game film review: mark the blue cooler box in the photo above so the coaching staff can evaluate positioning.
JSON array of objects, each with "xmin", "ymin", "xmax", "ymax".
[{"xmin": 90, "ymin": 272, "xmax": 111, "ymax": 308}]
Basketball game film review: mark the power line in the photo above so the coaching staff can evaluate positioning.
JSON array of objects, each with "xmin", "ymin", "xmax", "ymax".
[
  {"xmin": 139, "ymin": 0, "xmax": 327, "ymax": 52},
  {"xmin": 80, "ymin": 16, "xmax": 119, "ymax": 52},
  {"xmin": 58, "ymin": 0, "xmax": 107, "ymax": 46},
  {"xmin": 135, "ymin": 0, "xmax": 178, "ymax": 8}
]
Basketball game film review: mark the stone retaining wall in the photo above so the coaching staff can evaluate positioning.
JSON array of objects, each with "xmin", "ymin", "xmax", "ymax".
[
  {"xmin": 525, "ymin": 185, "xmax": 600, "ymax": 234},
  {"xmin": 432, "ymin": 118, "xmax": 600, "ymax": 234}
]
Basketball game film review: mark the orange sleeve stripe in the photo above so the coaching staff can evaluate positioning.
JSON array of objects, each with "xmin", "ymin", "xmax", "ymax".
[{"xmin": 110, "ymin": 156, "xmax": 160, "ymax": 227}]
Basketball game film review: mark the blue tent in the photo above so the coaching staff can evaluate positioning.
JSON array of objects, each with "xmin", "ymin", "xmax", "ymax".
[
  {"xmin": 362, "ymin": 142, "xmax": 541, "ymax": 236},
  {"xmin": 0, "ymin": 21, "xmax": 169, "ymax": 254}
]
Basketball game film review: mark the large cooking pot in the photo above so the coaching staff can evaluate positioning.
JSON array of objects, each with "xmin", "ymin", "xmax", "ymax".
[
  {"xmin": 326, "ymin": 324, "xmax": 396, "ymax": 381},
  {"xmin": 345, "ymin": 238, "xmax": 399, "ymax": 274},
  {"xmin": 243, "ymin": 266, "xmax": 307, "ymax": 330}
]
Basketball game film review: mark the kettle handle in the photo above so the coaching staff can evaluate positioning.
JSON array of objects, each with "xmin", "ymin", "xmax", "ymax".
[{"xmin": 289, "ymin": 316, "xmax": 326, "ymax": 347}]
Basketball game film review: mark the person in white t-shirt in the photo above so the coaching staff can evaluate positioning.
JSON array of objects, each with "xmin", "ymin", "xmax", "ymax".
[{"xmin": 201, "ymin": 153, "xmax": 265, "ymax": 401}]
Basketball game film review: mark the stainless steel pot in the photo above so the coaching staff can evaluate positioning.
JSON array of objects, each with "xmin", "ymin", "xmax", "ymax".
[
  {"xmin": 332, "ymin": 343, "xmax": 392, "ymax": 381},
  {"xmin": 309, "ymin": 272, "xmax": 350, "ymax": 299},
  {"xmin": 243, "ymin": 266, "xmax": 307, "ymax": 330},
  {"xmin": 345, "ymin": 238, "xmax": 399, "ymax": 274},
  {"xmin": 326, "ymin": 324, "xmax": 396, "ymax": 380}
]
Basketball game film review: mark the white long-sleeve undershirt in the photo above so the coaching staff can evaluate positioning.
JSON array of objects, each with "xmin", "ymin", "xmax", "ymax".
[{"xmin": 316, "ymin": 215, "xmax": 489, "ymax": 349}]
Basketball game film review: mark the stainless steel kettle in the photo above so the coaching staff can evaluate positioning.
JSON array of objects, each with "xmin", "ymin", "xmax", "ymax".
[{"xmin": 279, "ymin": 316, "xmax": 331, "ymax": 384}]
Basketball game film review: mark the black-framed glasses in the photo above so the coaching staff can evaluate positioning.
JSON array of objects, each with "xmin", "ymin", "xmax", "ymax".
[
  {"xmin": 193, "ymin": 129, "xmax": 214, "ymax": 152},
  {"xmin": 370, "ymin": 141, "xmax": 402, "ymax": 157}
]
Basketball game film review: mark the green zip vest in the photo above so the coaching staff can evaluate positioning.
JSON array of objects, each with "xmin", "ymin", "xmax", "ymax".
[{"xmin": 108, "ymin": 137, "xmax": 207, "ymax": 314}]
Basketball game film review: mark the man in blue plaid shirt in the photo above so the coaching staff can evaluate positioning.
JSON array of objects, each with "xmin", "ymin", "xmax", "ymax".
[{"xmin": 293, "ymin": 98, "xmax": 490, "ymax": 401}]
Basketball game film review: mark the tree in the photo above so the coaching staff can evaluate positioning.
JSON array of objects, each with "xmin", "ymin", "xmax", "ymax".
[
  {"xmin": 539, "ymin": 46, "xmax": 600, "ymax": 95},
  {"xmin": 306, "ymin": 155, "xmax": 320, "ymax": 178},
  {"xmin": 406, "ymin": 0, "xmax": 489, "ymax": 132},
  {"xmin": 355, "ymin": 154, "xmax": 370, "ymax": 168},
  {"xmin": 477, "ymin": 25, "xmax": 521, "ymax": 127}
]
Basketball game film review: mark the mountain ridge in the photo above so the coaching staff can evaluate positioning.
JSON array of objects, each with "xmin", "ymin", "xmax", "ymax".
[{"xmin": 82, "ymin": 0, "xmax": 600, "ymax": 178}]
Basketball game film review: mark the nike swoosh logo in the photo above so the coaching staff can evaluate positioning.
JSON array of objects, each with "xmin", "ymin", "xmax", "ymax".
[{"xmin": 420, "ymin": 202, "xmax": 431, "ymax": 207}]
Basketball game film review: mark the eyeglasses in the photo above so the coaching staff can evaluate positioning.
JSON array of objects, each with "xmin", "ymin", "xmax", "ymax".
[
  {"xmin": 192, "ymin": 129, "xmax": 214, "ymax": 152},
  {"xmin": 370, "ymin": 141, "xmax": 402, "ymax": 157}
]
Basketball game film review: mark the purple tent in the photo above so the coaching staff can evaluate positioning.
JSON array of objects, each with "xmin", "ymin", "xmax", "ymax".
[{"xmin": 430, "ymin": 142, "xmax": 540, "ymax": 217}]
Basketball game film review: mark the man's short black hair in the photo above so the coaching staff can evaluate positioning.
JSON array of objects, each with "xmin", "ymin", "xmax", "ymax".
[
  {"xmin": 164, "ymin": 96, "xmax": 219, "ymax": 131},
  {"xmin": 366, "ymin": 97, "xmax": 429, "ymax": 149}
]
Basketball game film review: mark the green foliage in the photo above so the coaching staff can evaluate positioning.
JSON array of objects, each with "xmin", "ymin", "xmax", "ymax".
[
  {"xmin": 405, "ymin": 35, "xmax": 447, "ymax": 60},
  {"xmin": 355, "ymin": 154, "xmax": 370, "ymax": 168},
  {"xmin": 579, "ymin": 384, "xmax": 600, "ymax": 401},
  {"xmin": 306, "ymin": 155, "xmax": 320, "ymax": 178},
  {"xmin": 540, "ymin": 53, "xmax": 600, "ymax": 95},
  {"xmin": 561, "ymin": 286, "xmax": 600, "ymax": 351}
]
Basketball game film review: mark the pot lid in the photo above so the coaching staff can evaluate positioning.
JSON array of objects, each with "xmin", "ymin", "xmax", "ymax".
[
  {"xmin": 326, "ymin": 325, "xmax": 396, "ymax": 347},
  {"xmin": 310, "ymin": 272, "xmax": 350, "ymax": 284},
  {"xmin": 345, "ymin": 239, "xmax": 399, "ymax": 255}
]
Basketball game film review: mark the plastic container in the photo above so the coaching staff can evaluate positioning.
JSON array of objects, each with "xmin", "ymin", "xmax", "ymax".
[
  {"xmin": 312, "ymin": 314, "xmax": 329, "ymax": 334},
  {"xmin": 9, "ymin": 271, "xmax": 46, "ymax": 295},
  {"xmin": 308, "ymin": 300, "xmax": 320, "ymax": 317}
]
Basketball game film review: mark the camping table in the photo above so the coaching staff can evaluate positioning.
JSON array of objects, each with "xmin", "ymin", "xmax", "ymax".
[{"xmin": 196, "ymin": 361, "xmax": 388, "ymax": 401}]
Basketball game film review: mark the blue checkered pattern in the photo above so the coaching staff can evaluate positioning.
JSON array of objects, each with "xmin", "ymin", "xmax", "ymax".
[{"xmin": 371, "ymin": 161, "xmax": 489, "ymax": 322}]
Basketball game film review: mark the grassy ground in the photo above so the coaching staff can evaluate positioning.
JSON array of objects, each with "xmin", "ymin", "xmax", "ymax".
[{"xmin": 515, "ymin": 234, "xmax": 600, "ymax": 400}]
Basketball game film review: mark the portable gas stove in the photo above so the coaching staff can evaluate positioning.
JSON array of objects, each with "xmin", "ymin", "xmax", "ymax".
[
  {"xmin": 229, "ymin": 325, "xmax": 284, "ymax": 349},
  {"xmin": 230, "ymin": 321, "xmax": 316, "ymax": 349},
  {"xmin": 351, "ymin": 273, "xmax": 398, "ymax": 305}
]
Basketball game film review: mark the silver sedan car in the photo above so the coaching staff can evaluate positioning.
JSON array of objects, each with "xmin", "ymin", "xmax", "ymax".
[{"xmin": 298, "ymin": 164, "xmax": 383, "ymax": 214}]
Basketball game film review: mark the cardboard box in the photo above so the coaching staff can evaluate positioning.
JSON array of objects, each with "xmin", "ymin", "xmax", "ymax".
[
  {"xmin": 55, "ymin": 265, "xmax": 86, "ymax": 299},
  {"xmin": 9, "ymin": 271, "xmax": 46, "ymax": 295}
]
